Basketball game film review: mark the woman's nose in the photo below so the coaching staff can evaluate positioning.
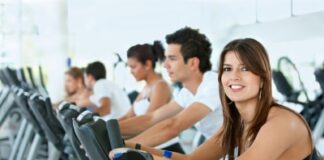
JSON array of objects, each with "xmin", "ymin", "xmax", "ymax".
[{"xmin": 229, "ymin": 69, "xmax": 241, "ymax": 80}]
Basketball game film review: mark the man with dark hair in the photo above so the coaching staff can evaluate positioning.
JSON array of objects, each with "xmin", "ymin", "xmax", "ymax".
[
  {"xmin": 84, "ymin": 61, "xmax": 131, "ymax": 120},
  {"xmin": 85, "ymin": 61, "xmax": 107, "ymax": 80},
  {"xmin": 119, "ymin": 27, "xmax": 223, "ymax": 149},
  {"xmin": 165, "ymin": 27, "xmax": 212, "ymax": 73}
]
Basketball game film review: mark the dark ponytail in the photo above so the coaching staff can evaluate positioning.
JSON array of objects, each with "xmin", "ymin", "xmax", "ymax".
[
  {"xmin": 152, "ymin": 41, "xmax": 165, "ymax": 63},
  {"xmin": 127, "ymin": 41, "xmax": 165, "ymax": 69}
]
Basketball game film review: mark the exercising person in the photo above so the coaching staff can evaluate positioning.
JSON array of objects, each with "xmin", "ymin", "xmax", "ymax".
[
  {"xmin": 53, "ymin": 67, "xmax": 91, "ymax": 109},
  {"xmin": 84, "ymin": 61, "xmax": 131, "ymax": 120},
  {"xmin": 64, "ymin": 67, "xmax": 91, "ymax": 107},
  {"xmin": 119, "ymin": 41, "xmax": 171, "ymax": 120},
  {"xmin": 118, "ymin": 27, "xmax": 223, "ymax": 149},
  {"xmin": 119, "ymin": 41, "xmax": 185, "ymax": 152},
  {"xmin": 113, "ymin": 38, "xmax": 320, "ymax": 160}
]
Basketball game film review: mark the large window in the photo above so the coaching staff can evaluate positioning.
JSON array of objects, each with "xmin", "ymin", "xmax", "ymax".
[{"xmin": 0, "ymin": 0, "xmax": 20, "ymax": 67}]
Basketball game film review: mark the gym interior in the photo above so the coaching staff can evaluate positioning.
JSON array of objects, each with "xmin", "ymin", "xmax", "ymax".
[{"xmin": 0, "ymin": 0, "xmax": 323, "ymax": 159}]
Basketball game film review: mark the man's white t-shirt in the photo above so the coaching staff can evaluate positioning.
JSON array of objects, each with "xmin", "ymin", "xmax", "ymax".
[
  {"xmin": 90, "ymin": 79, "xmax": 131, "ymax": 120},
  {"xmin": 174, "ymin": 71, "xmax": 223, "ymax": 138}
]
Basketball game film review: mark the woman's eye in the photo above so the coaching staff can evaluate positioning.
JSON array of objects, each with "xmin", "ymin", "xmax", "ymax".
[
  {"xmin": 241, "ymin": 66, "xmax": 249, "ymax": 71},
  {"xmin": 223, "ymin": 67, "xmax": 231, "ymax": 72}
]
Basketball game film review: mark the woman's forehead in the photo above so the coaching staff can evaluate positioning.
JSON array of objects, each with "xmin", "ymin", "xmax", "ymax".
[{"xmin": 223, "ymin": 51, "xmax": 243, "ymax": 65}]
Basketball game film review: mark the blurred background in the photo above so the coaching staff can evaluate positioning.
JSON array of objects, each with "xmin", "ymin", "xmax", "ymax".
[{"xmin": 0, "ymin": 0, "xmax": 323, "ymax": 100}]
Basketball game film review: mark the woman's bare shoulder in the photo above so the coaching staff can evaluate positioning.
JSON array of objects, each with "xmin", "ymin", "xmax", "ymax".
[
  {"xmin": 264, "ymin": 106, "xmax": 309, "ymax": 139},
  {"xmin": 242, "ymin": 106, "xmax": 312, "ymax": 159},
  {"xmin": 152, "ymin": 79, "xmax": 171, "ymax": 91}
]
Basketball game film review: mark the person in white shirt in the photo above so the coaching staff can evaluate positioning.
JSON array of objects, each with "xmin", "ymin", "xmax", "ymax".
[
  {"xmin": 118, "ymin": 41, "xmax": 185, "ymax": 153},
  {"xmin": 114, "ymin": 38, "xmax": 318, "ymax": 160},
  {"xmin": 84, "ymin": 61, "xmax": 131, "ymax": 120},
  {"xmin": 118, "ymin": 27, "xmax": 223, "ymax": 149}
]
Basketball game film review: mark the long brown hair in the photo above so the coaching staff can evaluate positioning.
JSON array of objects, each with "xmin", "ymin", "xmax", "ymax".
[{"xmin": 217, "ymin": 38, "xmax": 277, "ymax": 159}]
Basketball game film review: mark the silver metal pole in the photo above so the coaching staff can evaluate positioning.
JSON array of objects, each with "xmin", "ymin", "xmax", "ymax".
[
  {"xmin": 8, "ymin": 119, "xmax": 27, "ymax": 160},
  {"xmin": 16, "ymin": 124, "xmax": 34, "ymax": 160},
  {"xmin": 26, "ymin": 134, "xmax": 42, "ymax": 160}
]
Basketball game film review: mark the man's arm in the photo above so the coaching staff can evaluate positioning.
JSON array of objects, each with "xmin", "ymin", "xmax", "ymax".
[
  {"xmin": 95, "ymin": 97, "xmax": 111, "ymax": 116},
  {"xmin": 127, "ymin": 128, "xmax": 224, "ymax": 160},
  {"xmin": 119, "ymin": 100, "xmax": 183, "ymax": 138},
  {"xmin": 128, "ymin": 102, "xmax": 212, "ymax": 147}
]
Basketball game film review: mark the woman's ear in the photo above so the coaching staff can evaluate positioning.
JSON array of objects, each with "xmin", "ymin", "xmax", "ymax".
[{"xmin": 145, "ymin": 60, "xmax": 152, "ymax": 70}]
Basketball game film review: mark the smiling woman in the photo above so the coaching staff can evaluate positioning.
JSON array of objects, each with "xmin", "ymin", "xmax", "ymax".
[
  {"xmin": 216, "ymin": 38, "xmax": 317, "ymax": 160},
  {"xmin": 221, "ymin": 51, "xmax": 262, "ymax": 104},
  {"xmin": 110, "ymin": 38, "xmax": 320, "ymax": 160}
]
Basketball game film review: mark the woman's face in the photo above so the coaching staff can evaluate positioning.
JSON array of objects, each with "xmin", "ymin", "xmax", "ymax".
[
  {"xmin": 127, "ymin": 57, "xmax": 148, "ymax": 81},
  {"xmin": 221, "ymin": 51, "xmax": 261, "ymax": 103},
  {"xmin": 64, "ymin": 74, "xmax": 78, "ymax": 95}
]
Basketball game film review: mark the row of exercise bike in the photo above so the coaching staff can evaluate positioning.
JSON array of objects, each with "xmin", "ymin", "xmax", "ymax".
[
  {"xmin": 0, "ymin": 66, "xmax": 156, "ymax": 160},
  {"xmin": 0, "ymin": 57, "xmax": 323, "ymax": 159}
]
